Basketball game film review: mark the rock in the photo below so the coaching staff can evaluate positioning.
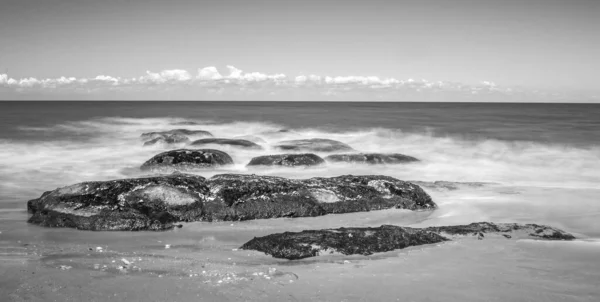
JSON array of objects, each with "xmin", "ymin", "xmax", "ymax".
[
  {"xmin": 325, "ymin": 153, "xmax": 419, "ymax": 164},
  {"xmin": 190, "ymin": 138, "xmax": 263, "ymax": 150},
  {"xmin": 274, "ymin": 139, "xmax": 354, "ymax": 152},
  {"xmin": 143, "ymin": 134, "xmax": 191, "ymax": 146},
  {"xmin": 28, "ymin": 174, "xmax": 435, "ymax": 231},
  {"xmin": 171, "ymin": 121, "xmax": 202, "ymax": 126},
  {"xmin": 409, "ymin": 181, "xmax": 491, "ymax": 191},
  {"xmin": 233, "ymin": 135, "xmax": 267, "ymax": 144},
  {"xmin": 141, "ymin": 129, "xmax": 213, "ymax": 140},
  {"xmin": 140, "ymin": 149, "xmax": 233, "ymax": 172},
  {"xmin": 27, "ymin": 173, "xmax": 208, "ymax": 231},
  {"xmin": 240, "ymin": 222, "xmax": 576, "ymax": 260},
  {"xmin": 201, "ymin": 174, "xmax": 435, "ymax": 221},
  {"xmin": 247, "ymin": 154, "xmax": 325, "ymax": 167},
  {"xmin": 423, "ymin": 222, "xmax": 575, "ymax": 240}
]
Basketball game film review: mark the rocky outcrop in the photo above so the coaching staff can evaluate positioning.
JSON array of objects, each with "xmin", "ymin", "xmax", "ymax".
[
  {"xmin": 140, "ymin": 149, "xmax": 233, "ymax": 172},
  {"xmin": 27, "ymin": 173, "xmax": 208, "ymax": 231},
  {"xmin": 247, "ymin": 154, "xmax": 325, "ymax": 167},
  {"xmin": 143, "ymin": 134, "xmax": 191, "ymax": 146},
  {"xmin": 27, "ymin": 174, "xmax": 435, "ymax": 231},
  {"xmin": 325, "ymin": 153, "xmax": 419, "ymax": 164},
  {"xmin": 274, "ymin": 139, "xmax": 354, "ymax": 152},
  {"xmin": 240, "ymin": 222, "xmax": 576, "ymax": 260},
  {"xmin": 190, "ymin": 138, "xmax": 263, "ymax": 150},
  {"xmin": 141, "ymin": 129, "xmax": 213, "ymax": 140}
]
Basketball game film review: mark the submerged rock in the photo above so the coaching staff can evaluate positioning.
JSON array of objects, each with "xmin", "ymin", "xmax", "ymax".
[
  {"xmin": 140, "ymin": 149, "xmax": 234, "ymax": 172},
  {"xmin": 143, "ymin": 134, "xmax": 191, "ymax": 146},
  {"xmin": 190, "ymin": 138, "xmax": 263, "ymax": 150},
  {"xmin": 170, "ymin": 121, "xmax": 202, "ymax": 126},
  {"xmin": 325, "ymin": 153, "xmax": 419, "ymax": 164},
  {"xmin": 233, "ymin": 135, "xmax": 267, "ymax": 144},
  {"xmin": 141, "ymin": 129, "xmax": 213, "ymax": 140},
  {"xmin": 27, "ymin": 174, "xmax": 435, "ymax": 231},
  {"xmin": 240, "ymin": 222, "xmax": 576, "ymax": 260},
  {"xmin": 274, "ymin": 139, "xmax": 354, "ymax": 152},
  {"xmin": 247, "ymin": 154, "xmax": 325, "ymax": 167},
  {"xmin": 27, "ymin": 173, "xmax": 208, "ymax": 231},
  {"xmin": 409, "ymin": 181, "xmax": 491, "ymax": 191}
]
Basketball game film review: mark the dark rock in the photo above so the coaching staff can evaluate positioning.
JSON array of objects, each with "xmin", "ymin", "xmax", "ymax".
[
  {"xmin": 274, "ymin": 139, "xmax": 354, "ymax": 152},
  {"xmin": 190, "ymin": 138, "xmax": 263, "ymax": 150},
  {"xmin": 325, "ymin": 153, "xmax": 419, "ymax": 164},
  {"xmin": 233, "ymin": 135, "xmax": 267, "ymax": 144},
  {"xmin": 409, "ymin": 181, "xmax": 492, "ymax": 191},
  {"xmin": 201, "ymin": 174, "xmax": 435, "ymax": 221},
  {"xmin": 140, "ymin": 149, "xmax": 234, "ymax": 172},
  {"xmin": 141, "ymin": 129, "xmax": 213, "ymax": 140},
  {"xmin": 247, "ymin": 154, "xmax": 325, "ymax": 167},
  {"xmin": 423, "ymin": 222, "xmax": 576, "ymax": 240},
  {"xmin": 240, "ymin": 222, "xmax": 576, "ymax": 260},
  {"xmin": 143, "ymin": 134, "xmax": 191, "ymax": 146},
  {"xmin": 241, "ymin": 225, "xmax": 448, "ymax": 260},
  {"xmin": 27, "ymin": 173, "xmax": 208, "ymax": 231},
  {"xmin": 28, "ymin": 174, "xmax": 435, "ymax": 231},
  {"xmin": 170, "ymin": 121, "xmax": 202, "ymax": 126}
]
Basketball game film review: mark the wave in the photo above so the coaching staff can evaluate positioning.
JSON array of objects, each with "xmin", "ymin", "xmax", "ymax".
[
  {"xmin": 2, "ymin": 116, "xmax": 600, "ymax": 237},
  {"xmin": 2, "ymin": 116, "xmax": 600, "ymax": 190}
]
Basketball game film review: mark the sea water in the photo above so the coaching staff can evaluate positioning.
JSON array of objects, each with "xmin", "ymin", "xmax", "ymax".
[{"xmin": 0, "ymin": 101, "xmax": 599, "ymax": 301}]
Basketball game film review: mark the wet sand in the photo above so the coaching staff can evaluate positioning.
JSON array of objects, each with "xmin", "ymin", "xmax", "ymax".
[{"xmin": 2, "ymin": 185, "xmax": 599, "ymax": 301}]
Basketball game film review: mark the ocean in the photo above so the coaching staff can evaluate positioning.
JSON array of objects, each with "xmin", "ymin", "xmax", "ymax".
[{"xmin": 1, "ymin": 101, "xmax": 599, "ymax": 301}]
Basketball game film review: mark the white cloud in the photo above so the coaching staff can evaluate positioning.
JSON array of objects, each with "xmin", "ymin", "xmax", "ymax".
[
  {"xmin": 197, "ymin": 66, "xmax": 223, "ymax": 81},
  {"xmin": 139, "ymin": 69, "xmax": 191, "ymax": 84},
  {"xmin": 0, "ymin": 67, "xmax": 590, "ymax": 102}
]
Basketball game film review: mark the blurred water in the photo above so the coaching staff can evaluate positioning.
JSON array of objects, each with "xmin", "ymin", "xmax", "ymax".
[{"xmin": 0, "ymin": 101, "xmax": 599, "ymax": 301}]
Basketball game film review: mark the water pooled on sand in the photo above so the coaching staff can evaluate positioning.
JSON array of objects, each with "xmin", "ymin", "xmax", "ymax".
[{"xmin": 1, "ymin": 102, "xmax": 599, "ymax": 301}]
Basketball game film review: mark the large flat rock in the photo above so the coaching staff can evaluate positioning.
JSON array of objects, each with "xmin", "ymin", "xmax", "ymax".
[
  {"xmin": 27, "ymin": 174, "xmax": 435, "ymax": 231},
  {"xmin": 240, "ymin": 222, "xmax": 576, "ymax": 260}
]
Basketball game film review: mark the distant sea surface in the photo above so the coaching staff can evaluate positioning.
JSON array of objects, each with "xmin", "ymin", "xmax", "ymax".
[{"xmin": 2, "ymin": 101, "xmax": 600, "ymax": 145}]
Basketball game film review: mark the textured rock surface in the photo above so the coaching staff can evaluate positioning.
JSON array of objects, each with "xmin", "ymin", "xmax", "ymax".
[
  {"xmin": 325, "ymin": 153, "xmax": 419, "ymax": 164},
  {"xmin": 190, "ymin": 138, "xmax": 263, "ymax": 150},
  {"xmin": 202, "ymin": 174, "xmax": 435, "ymax": 221},
  {"xmin": 141, "ymin": 129, "xmax": 213, "ymax": 140},
  {"xmin": 143, "ymin": 134, "xmax": 191, "ymax": 146},
  {"xmin": 274, "ymin": 139, "xmax": 354, "ymax": 152},
  {"xmin": 247, "ymin": 154, "xmax": 325, "ymax": 167},
  {"xmin": 240, "ymin": 222, "xmax": 576, "ymax": 260},
  {"xmin": 27, "ymin": 173, "xmax": 208, "ymax": 231},
  {"xmin": 27, "ymin": 174, "xmax": 435, "ymax": 230},
  {"xmin": 140, "ymin": 149, "xmax": 234, "ymax": 172}
]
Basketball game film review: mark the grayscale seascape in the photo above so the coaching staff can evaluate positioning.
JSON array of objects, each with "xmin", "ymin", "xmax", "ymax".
[{"xmin": 1, "ymin": 0, "xmax": 599, "ymax": 300}]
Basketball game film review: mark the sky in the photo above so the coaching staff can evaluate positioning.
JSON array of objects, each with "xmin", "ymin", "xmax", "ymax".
[{"xmin": 0, "ymin": 0, "xmax": 598, "ymax": 101}]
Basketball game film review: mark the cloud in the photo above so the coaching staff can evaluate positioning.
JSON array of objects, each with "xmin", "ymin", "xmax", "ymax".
[
  {"xmin": 197, "ymin": 66, "xmax": 223, "ymax": 81},
  {"xmin": 0, "ymin": 66, "xmax": 594, "ymax": 102}
]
